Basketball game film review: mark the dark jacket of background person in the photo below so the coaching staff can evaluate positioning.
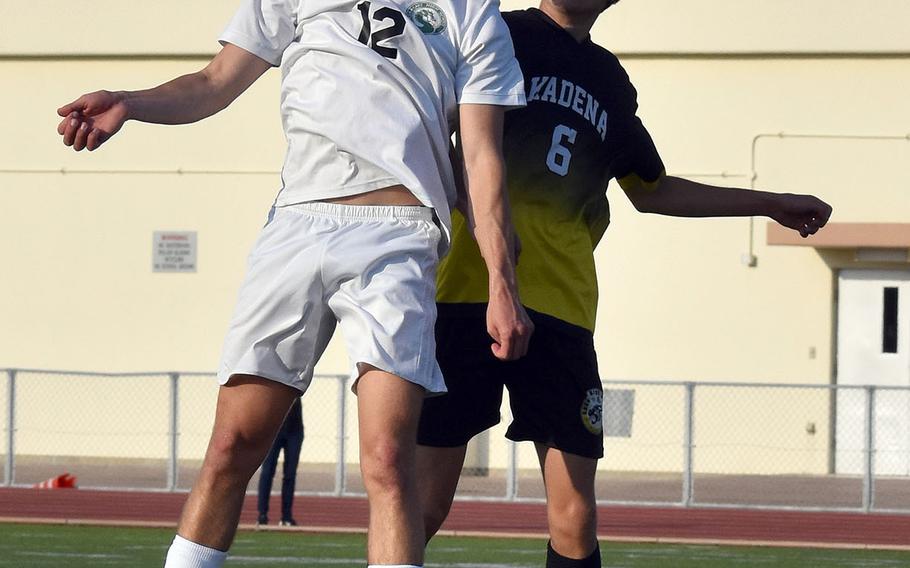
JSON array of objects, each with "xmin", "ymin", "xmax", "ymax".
[{"xmin": 257, "ymin": 398, "xmax": 304, "ymax": 524}]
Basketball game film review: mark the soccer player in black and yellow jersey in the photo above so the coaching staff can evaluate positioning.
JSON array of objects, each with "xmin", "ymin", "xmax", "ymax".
[{"xmin": 416, "ymin": 1, "xmax": 832, "ymax": 566}]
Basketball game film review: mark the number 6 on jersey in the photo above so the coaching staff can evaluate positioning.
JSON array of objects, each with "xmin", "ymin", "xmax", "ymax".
[{"xmin": 546, "ymin": 124, "xmax": 577, "ymax": 177}]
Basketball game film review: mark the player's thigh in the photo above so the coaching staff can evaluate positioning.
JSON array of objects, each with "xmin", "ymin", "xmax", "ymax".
[
  {"xmin": 536, "ymin": 444, "xmax": 598, "ymax": 504},
  {"xmin": 208, "ymin": 374, "xmax": 301, "ymax": 467},
  {"xmin": 356, "ymin": 366, "xmax": 426, "ymax": 459}
]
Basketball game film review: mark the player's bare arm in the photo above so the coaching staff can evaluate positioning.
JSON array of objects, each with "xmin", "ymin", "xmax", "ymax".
[
  {"xmin": 56, "ymin": 44, "xmax": 271, "ymax": 152},
  {"xmin": 620, "ymin": 174, "xmax": 832, "ymax": 238},
  {"xmin": 450, "ymin": 141, "xmax": 523, "ymax": 263},
  {"xmin": 458, "ymin": 103, "xmax": 533, "ymax": 360},
  {"xmin": 449, "ymin": 143, "xmax": 470, "ymax": 217}
]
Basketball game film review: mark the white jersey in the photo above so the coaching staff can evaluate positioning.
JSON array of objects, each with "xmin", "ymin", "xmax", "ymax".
[{"xmin": 220, "ymin": 0, "xmax": 526, "ymax": 251}]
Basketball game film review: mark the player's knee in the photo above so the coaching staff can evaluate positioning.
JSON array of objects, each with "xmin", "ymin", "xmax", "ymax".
[
  {"xmin": 205, "ymin": 429, "xmax": 270, "ymax": 477},
  {"xmin": 360, "ymin": 439, "xmax": 412, "ymax": 493},
  {"xmin": 549, "ymin": 498, "xmax": 597, "ymax": 539}
]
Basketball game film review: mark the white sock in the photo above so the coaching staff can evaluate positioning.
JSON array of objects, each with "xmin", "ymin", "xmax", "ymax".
[
  {"xmin": 366, "ymin": 565, "xmax": 422, "ymax": 568},
  {"xmin": 164, "ymin": 535, "xmax": 228, "ymax": 568}
]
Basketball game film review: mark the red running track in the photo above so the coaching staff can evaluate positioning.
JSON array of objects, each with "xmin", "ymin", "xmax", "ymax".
[{"xmin": 0, "ymin": 488, "xmax": 908, "ymax": 549}]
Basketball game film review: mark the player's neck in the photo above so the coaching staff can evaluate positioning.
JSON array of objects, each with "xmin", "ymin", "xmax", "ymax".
[{"xmin": 538, "ymin": 2, "xmax": 598, "ymax": 43}]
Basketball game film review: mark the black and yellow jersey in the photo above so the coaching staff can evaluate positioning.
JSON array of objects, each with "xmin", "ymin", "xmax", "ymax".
[{"xmin": 436, "ymin": 8, "xmax": 665, "ymax": 332}]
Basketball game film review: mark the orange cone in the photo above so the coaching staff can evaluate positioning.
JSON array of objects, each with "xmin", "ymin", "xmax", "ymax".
[{"xmin": 34, "ymin": 473, "xmax": 77, "ymax": 489}]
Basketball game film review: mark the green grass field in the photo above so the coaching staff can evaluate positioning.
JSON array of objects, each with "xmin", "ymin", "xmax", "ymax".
[{"xmin": 0, "ymin": 523, "xmax": 907, "ymax": 567}]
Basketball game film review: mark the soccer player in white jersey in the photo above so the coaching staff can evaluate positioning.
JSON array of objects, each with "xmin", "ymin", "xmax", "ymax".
[{"xmin": 56, "ymin": 0, "xmax": 532, "ymax": 566}]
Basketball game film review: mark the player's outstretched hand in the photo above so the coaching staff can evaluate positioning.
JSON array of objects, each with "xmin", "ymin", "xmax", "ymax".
[
  {"xmin": 770, "ymin": 193, "xmax": 832, "ymax": 238},
  {"xmin": 487, "ymin": 289, "xmax": 534, "ymax": 361},
  {"xmin": 57, "ymin": 90, "xmax": 129, "ymax": 152}
]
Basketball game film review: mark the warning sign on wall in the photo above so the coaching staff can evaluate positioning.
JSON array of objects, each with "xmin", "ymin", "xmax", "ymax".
[{"xmin": 153, "ymin": 231, "xmax": 197, "ymax": 273}]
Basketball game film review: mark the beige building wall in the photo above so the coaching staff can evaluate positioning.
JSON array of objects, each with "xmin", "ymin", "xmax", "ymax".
[{"xmin": 2, "ymin": 1, "xmax": 909, "ymax": 475}]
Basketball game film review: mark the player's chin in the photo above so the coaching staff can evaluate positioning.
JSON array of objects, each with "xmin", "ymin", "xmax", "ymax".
[{"xmin": 551, "ymin": 0, "xmax": 613, "ymax": 16}]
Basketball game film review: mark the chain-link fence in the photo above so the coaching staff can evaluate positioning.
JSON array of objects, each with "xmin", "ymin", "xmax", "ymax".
[{"xmin": 3, "ymin": 369, "xmax": 909, "ymax": 514}]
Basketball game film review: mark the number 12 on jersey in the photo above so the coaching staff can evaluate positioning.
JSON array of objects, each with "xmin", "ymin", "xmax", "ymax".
[
  {"xmin": 546, "ymin": 124, "xmax": 577, "ymax": 177},
  {"xmin": 357, "ymin": 1, "xmax": 406, "ymax": 59}
]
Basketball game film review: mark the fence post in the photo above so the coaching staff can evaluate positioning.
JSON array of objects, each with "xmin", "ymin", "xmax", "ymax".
[
  {"xmin": 506, "ymin": 440, "xmax": 518, "ymax": 501},
  {"xmin": 504, "ymin": 402, "xmax": 518, "ymax": 501},
  {"xmin": 335, "ymin": 376, "xmax": 347, "ymax": 496},
  {"xmin": 862, "ymin": 385, "xmax": 876, "ymax": 512},
  {"xmin": 167, "ymin": 373, "xmax": 180, "ymax": 491},
  {"xmin": 5, "ymin": 370, "xmax": 15, "ymax": 487},
  {"xmin": 682, "ymin": 382, "xmax": 695, "ymax": 507}
]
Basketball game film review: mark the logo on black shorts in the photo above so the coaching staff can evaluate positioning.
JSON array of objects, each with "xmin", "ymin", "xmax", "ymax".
[
  {"xmin": 406, "ymin": 1, "xmax": 447, "ymax": 35},
  {"xmin": 580, "ymin": 388, "xmax": 603, "ymax": 435}
]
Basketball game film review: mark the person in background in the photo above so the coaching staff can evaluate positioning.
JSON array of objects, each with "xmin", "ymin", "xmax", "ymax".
[{"xmin": 257, "ymin": 398, "xmax": 303, "ymax": 527}]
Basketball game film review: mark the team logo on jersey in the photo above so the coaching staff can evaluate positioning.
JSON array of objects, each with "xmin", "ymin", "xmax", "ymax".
[
  {"xmin": 580, "ymin": 388, "xmax": 603, "ymax": 435},
  {"xmin": 406, "ymin": 1, "xmax": 447, "ymax": 35}
]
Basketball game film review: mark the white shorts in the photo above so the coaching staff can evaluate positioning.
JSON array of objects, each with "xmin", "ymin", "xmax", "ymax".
[{"xmin": 217, "ymin": 201, "xmax": 446, "ymax": 394}]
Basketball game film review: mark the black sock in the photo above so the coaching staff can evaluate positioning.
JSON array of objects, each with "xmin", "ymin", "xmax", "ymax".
[{"xmin": 546, "ymin": 540, "xmax": 601, "ymax": 568}]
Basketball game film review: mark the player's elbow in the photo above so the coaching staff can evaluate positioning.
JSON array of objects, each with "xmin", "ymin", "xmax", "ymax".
[
  {"xmin": 626, "ymin": 191, "xmax": 660, "ymax": 214},
  {"xmin": 620, "ymin": 173, "xmax": 666, "ymax": 214}
]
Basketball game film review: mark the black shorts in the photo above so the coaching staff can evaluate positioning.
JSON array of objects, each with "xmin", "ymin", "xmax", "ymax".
[{"xmin": 418, "ymin": 303, "xmax": 604, "ymax": 459}]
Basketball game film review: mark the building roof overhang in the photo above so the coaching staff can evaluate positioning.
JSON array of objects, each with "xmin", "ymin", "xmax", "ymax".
[{"xmin": 767, "ymin": 223, "xmax": 910, "ymax": 249}]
